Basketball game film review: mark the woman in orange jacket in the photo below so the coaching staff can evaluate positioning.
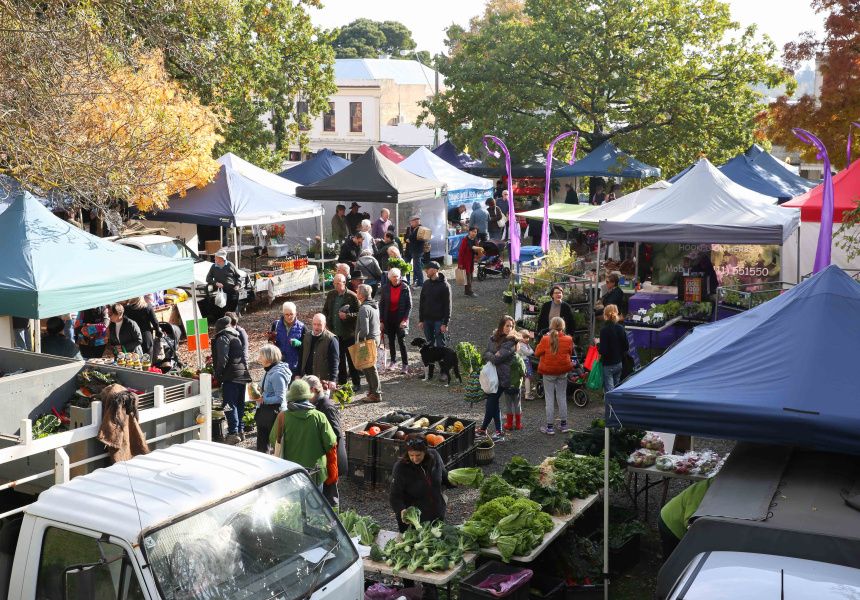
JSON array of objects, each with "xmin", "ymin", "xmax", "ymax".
[{"xmin": 534, "ymin": 316, "xmax": 573, "ymax": 435}]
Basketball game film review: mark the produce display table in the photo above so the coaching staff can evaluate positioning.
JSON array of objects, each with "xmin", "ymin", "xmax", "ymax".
[
  {"xmin": 479, "ymin": 493, "xmax": 599, "ymax": 563},
  {"xmin": 627, "ymin": 464, "xmax": 714, "ymax": 518},
  {"xmin": 253, "ymin": 266, "xmax": 317, "ymax": 299},
  {"xmin": 363, "ymin": 530, "xmax": 477, "ymax": 596},
  {"xmin": 627, "ymin": 291, "xmax": 685, "ymax": 349}
]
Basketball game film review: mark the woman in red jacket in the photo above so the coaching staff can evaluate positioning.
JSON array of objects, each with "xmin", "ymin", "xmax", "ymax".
[
  {"xmin": 457, "ymin": 226, "xmax": 480, "ymax": 298},
  {"xmin": 534, "ymin": 316, "xmax": 573, "ymax": 435}
]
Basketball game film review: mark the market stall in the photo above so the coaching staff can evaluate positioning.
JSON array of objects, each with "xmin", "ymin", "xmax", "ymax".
[
  {"xmin": 277, "ymin": 148, "xmax": 350, "ymax": 185},
  {"xmin": 295, "ymin": 147, "xmax": 447, "ymax": 255},
  {"xmin": 603, "ymin": 265, "xmax": 860, "ymax": 599},
  {"xmin": 782, "ymin": 157, "xmax": 860, "ymax": 279},
  {"xmin": 142, "ymin": 152, "xmax": 324, "ymax": 292},
  {"xmin": 719, "ymin": 146, "xmax": 815, "ymax": 202},
  {"xmin": 400, "ymin": 147, "xmax": 494, "ymax": 215},
  {"xmin": 553, "ymin": 140, "xmax": 661, "ymax": 179},
  {"xmin": 0, "ymin": 191, "xmax": 200, "ymax": 360}
]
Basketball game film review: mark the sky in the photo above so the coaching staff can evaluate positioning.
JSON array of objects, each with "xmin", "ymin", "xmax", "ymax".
[{"xmin": 309, "ymin": 0, "xmax": 826, "ymax": 60}]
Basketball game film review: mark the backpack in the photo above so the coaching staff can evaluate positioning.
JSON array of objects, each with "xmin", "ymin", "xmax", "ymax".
[{"xmin": 509, "ymin": 353, "xmax": 526, "ymax": 390}]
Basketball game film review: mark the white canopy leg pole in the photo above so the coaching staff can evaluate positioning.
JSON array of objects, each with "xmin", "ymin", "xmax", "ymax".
[
  {"xmin": 603, "ymin": 425, "xmax": 610, "ymax": 600},
  {"xmin": 319, "ymin": 213, "xmax": 325, "ymax": 295},
  {"xmin": 593, "ymin": 238, "xmax": 602, "ymax": 338},
  {"xmin": 233, "ymin": 227, "xmax": 239, "ymax": 267},
  {"xmin": 796, "ymin": 226, "xmax": 801, "ymax": 282},
  {"xmin": 191, "ymin": 283, "xmax": 203, "ymax": 369},
  {"xmin": 32, "ymin": 319, "xmax": 40, "ymax": 353},
  {"xmin": 634, "ymin": 242, "xmax": 640, "ymax": 284}
]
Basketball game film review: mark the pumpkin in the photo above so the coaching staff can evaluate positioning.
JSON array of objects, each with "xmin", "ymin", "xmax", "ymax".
[{"xmin": 367, "ymin": 426, "xmax": 381, "ymax": 437}]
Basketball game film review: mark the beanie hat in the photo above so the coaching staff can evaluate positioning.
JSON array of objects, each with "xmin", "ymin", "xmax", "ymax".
[
  {"xmin": 287, "ymin": 379, "xmax": 312, "ymax": 402},
  {"xmin": 215, "ymin": 316, "xmax": 232, "ymax": 332}
]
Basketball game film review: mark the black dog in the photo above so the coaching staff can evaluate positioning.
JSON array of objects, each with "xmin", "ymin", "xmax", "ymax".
[{"xmin": 410, "ymin": 337, "xmax": 462, "ymax": 386}]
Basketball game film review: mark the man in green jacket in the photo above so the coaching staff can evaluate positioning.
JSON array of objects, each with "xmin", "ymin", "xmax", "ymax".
[
  {"xmin": 270, "ymin": 379, "xmax": 337, "ymax": 487},
  {"xmin": 659, "ymin": 478, "xmax": 712, "ymax": 559}
]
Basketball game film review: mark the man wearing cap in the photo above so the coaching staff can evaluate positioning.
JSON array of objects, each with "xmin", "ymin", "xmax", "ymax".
[
  {"xmin": 337, "ymin": 232, "xmax": 364, "ymax": 276},
  {"xmin": 418, "ymin": 261, "xmax": 451, "ymax": 348},
  {"xmin": 206, "ymin": 249, "xmax": 243, "ymax": 320},
  {"xmin": 404, "ymin": 215, "xmax": 424, "ymax": 286},
  {"xmin": 331, "ymin": 204, "xmax": 349, "ymax": 241},
  {"xmin": 345, "ymin": 202, "xmax": 364, "ymax": 233},
  {"xmin": 323, "ymin": 274, "xmax": 362, "ymax": 390},
  {"xmin": 212, "ymin": 316, "xmax": 251, "ymax": 444}
]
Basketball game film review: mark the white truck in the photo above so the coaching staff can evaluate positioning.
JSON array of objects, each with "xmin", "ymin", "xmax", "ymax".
[{"xmin": 0, "ymin": 349, "xmax": 363, "ymax": 599}]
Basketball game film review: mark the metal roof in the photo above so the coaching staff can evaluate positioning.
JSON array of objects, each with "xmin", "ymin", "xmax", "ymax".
[
  {"xmin": 334, "ymin": 59, "xmax": 440, "ymax": 87},
  {"xmin": 26, "ymin": 441, "xmax": 298, "ymax": 543}
]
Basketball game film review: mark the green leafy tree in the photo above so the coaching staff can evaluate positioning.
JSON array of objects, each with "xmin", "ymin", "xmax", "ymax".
[
  {"xmin": 332, "ymin": 19, "xmax": 430, "ymax": 63},
  {"xmin": 422, "ymin": 0, "xmax": 788, "ymax": 174}
]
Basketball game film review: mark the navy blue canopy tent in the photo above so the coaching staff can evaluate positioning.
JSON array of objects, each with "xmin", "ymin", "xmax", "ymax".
[
  {"xmin": 278, "ymin": 149, "xmax": 351, "ymax": 185},
  {"xmin": 431, "ymin": 141, "xmax": 485, "ymax": 171},
  {"xmin": 606, "ymin": 265, "xmax": 860, "ymax": 455},
  {"xmin": 468, "ymin": 152, "xmax": 567, "ymax": 178},
  {"xmin": 554, "ymin": 140, "xmax": 661, "ymax": 179}
]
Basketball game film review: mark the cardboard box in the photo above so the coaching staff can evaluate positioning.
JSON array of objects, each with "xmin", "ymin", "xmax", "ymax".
[{"xmin": 204, "ymin": 240, "xmax": 222, "ymax": 254}]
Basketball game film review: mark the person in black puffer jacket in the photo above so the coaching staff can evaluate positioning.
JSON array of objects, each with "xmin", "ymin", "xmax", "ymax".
[
  {"xmin": 598, "ymin": 304, "xmax": 629, "ymax": 393},
  {"xmin": 211, "ymin": 316, "xmax": 251, "ymax": 444},
  {"xmin": 389, "ymin": 435, "xmax": 452, "ymax": 533},
  {"xmin": 418, "ymin": 262, "xmax": 451, "ymax": 348}
]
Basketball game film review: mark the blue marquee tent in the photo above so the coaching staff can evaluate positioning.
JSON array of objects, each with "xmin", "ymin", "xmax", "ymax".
[
  {"xmin": 0, "ymin": 192, "xmax": 193, "ymax": 318},
  {"xmin": 554, "ymin": 140, "xmax": 661, "ymax": 179},
  {"xmin": 606, "ymin": 265, "xmax": 860, "ymax": 455},
  {"xmin": 669, "ymin": 146, "xmax": 815, "ymax": 201},
  {"xmin": 278, "ymin": 149, "xmax": 351, "ymax": 185},
  {"xmin": 431, "ymin": 141, "xmax": 485, "ymax": 171}
]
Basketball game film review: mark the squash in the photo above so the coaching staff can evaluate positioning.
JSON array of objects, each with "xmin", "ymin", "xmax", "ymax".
[{"xmin": 367, "ymin": 426, "xmax": 381, "ymax": 437}]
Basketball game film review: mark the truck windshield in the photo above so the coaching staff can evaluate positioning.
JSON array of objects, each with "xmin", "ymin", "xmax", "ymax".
[{"xmin": 142, "ymin": 472, "xmax": 356, "ymax": 600}]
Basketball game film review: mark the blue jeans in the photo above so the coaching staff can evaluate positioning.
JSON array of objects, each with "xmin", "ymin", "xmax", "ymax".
[
  {"xmin": 423, "ymin": 321, "xmax": 445, "ymax": 348},
  {"xmin": 411, "ymin": 254, "xmax": 424, "ymax": 285},
  {"xmin": 482, "ymin": 390, "xmax": 503, "ymax": 434},
  {"xmin": 222, "ymin": 381, "xmax": 246, "ymax": 435},
  {"xmin": 603, "ymin": 362, "xmax": 623, "ymax": 392}
]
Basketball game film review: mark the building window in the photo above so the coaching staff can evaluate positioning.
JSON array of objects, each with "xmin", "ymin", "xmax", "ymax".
[
  {"xmin": 349, "ymin": 102, "xmax": 362, "ymax": 133},
  {"xmin": 323, "ymin": 102, "xmax": 336, "ymax": 132},
  {"xmin": 296, "ymin": 101, "xmax": 309, "ymax": 131},
  {"xmin": 288, "ymin": 151, "xmax": 302, "ymax": 162}
]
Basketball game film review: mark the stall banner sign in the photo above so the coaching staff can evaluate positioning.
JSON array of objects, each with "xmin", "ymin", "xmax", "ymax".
[
  {"xmin": 650, "ymin": 243, "xmax": 780, "ymax": 287},
  {"xmin": 185, "ymin": 317, "xmax": 209, "ymax": 352},
  {"xmin": 683, "ymin": 276, "xmax": 703, "ymax": 302},
  {"xmin": 447, "ymin": 187, "xmax": 492, "ymax": 209}
]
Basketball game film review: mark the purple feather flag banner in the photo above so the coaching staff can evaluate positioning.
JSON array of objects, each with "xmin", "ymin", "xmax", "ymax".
[
  {"xmin": 543, "ymin": 131, "xmax": 579, "ymax": 251},
  {"xmin": 482, "ymin": 135, "xmax": 520, "ymax": 262},
  {"xmin": 848, "ymin": 121, "xmax": 860, "ymax": 166},
  {"xmin": 794, "ymin": 128, "xmax": 834, "ymax": 273}
]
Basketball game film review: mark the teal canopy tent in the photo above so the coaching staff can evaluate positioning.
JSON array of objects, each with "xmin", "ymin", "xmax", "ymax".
[{"xmin": 0, "ymin": 192, "xmax": 194, "ymax": 319}]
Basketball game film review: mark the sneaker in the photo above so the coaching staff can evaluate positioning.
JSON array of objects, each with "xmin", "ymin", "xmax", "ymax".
[
  {"xmin": 490, "ymin": 432, "xmax": 505, "ymax": 442},
  {"xmin": 238, "ymin": 432, "xmax": 246, "ymax": 442},
  {"xmin": 540, "ymin": 425, "xmax": 556, "ymax": 436},
  {"xmin": 225, "ymin": 434, "xmax": 241, "ymax": 445},
  {"xmin": 401, "ymin": 363, "xmax": 410, "ymax": 374},
  {"xmin": 558, "ymin": 421, "xmax": 572, "ymax": 433},
  {"xmin": 361, "ymin": 393, "xmax": 382, "ymax": 403},
  {"xmin": 475, "ymin": 427, "xmax": 487, "ymax": 436}
]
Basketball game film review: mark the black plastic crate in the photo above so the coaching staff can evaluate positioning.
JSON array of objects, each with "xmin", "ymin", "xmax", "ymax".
[
  {"xmin": 528, "ymin": 573, "xmax": 565, "ymax": 600},
  {"xmin": 436, "ymin": 417, "xmax": 476, "ymax": 455},
  {"xmin": 460, "ymin": 560, "xmax": 533, "ymax": 600},
  {"xmin": 447, "ymin": 446, "xmax": 477, "ymax": 469},
  {"xmin": 346, "ymin": 422, "xmax": 395, "ymax": 464},
  {"xmin": 373, "ymin": 463, "xmax": 394, "ymax": 488},
  {"xmin": 346, "ymin": 460, "xmax": 374, "ymax": 486},
  {"xmin": 377, "ymin": 427, "xmax": 412, "ymax": 468},
  {"xmin": 429, "ymin": 431, "xmax": 456, "ymax": 464},
  {"xmin": 564, "ymin": 584, "xmax": 604, "ymax": 600}
]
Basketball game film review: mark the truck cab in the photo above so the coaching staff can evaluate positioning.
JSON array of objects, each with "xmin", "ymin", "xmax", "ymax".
[{"xmin": 1, "ymin": 441, "xmax": 363, "ymax": 600}]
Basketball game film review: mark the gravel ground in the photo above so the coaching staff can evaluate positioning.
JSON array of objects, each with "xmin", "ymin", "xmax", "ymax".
[{"xmin": 178, "ymin": 268, "xmax": 734, "ymax": 597}]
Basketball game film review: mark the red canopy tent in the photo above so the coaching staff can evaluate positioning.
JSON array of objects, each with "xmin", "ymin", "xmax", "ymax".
[
  {"xmin": 378, "ymin": 144, "xmax": 405, "ymax": 164},
  {"xmin": 782, "ymin": 160, "xmax": 860, "ymax": 222}
]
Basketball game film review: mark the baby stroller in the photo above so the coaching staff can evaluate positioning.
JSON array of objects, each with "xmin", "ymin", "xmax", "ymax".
[
  {"xmin": 152, "ymin": 322, "xmax": 184, "ymax": 372},
  {"xmin": 476, "ymin": 240, "xmax": 512, "ymax": 280},
  {"xmin": 529, "ymin": 332, "xmax": 589, "ymax": 408}
]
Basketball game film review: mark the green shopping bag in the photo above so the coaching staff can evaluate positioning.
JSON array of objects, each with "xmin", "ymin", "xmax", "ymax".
[{"xmin": 586, "ymin": 358, "xmax": 603, "ymax": 391}]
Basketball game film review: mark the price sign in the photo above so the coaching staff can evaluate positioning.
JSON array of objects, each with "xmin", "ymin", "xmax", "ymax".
[{"xmin": 683, "ymin": 277, "xmax": 703, "ymax": 303}]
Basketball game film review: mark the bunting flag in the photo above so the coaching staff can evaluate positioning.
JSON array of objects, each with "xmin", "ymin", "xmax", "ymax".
[
  {"xmin": 542, "ymin": 131, "xmax": 579, "ymax": 250},
  {"xmin": 482, "ymin": 135, "xmax": 520, "ymax": 262},
  {"xmin": 848, "ymin": 121, "xmax": 860, "ymax": 167},
  {"xmin": 793, "ymin": 128, "xmax": 834, "ymax": 273}
]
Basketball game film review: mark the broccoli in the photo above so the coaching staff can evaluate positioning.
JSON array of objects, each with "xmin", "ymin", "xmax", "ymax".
[{"xmin": 402, "ymin": 506, "xmax": 423, "ymax": 530}]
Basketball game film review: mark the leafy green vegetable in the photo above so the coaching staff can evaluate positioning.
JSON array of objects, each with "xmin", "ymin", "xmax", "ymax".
[
  {"xmin": 402, "ymin": 506, "xmax": 422, "ymax": 531},
  {"xmin": 501, "ymin": 456, "xmax": 539, "ymax": 488},
  {"xmin": 448, "ymin": 467, "xmax": 484, "ymax": 488},
  {"xmin": 455, "ymin": 342, "xmax": 483, "ymax": 376},
  {"xmin": 465, "ymin": 496, "xmax": 553, "ymax": 562},
  {"xmin": 32, "ymin": 414, "xmax": 61, "ymax": 439},
  {"xmin": 378, "ymin": 507, "xmax": 468, "ymax": 573},
  {"xmin": 332, "ymin": 382, "xmax": 354, "ymax": 410},
  {"xmin": 336, "ymin": 508, "xmax": 380, "ymax": 545}
]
